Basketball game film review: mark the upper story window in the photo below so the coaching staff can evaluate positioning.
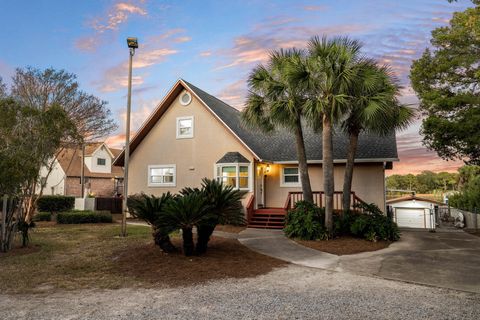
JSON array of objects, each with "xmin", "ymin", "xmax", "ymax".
[
  {"xmin": 97, "ymin": 158, "xmax": 106, "ymax": 166},
  {"xmin": 215, "ymin": 163, "xmax": 250, "ymax": 190},
  {"xmin": 176, "ymin": 116, "xmax": 194, "ymax": 139},
  {"xmin": 148, "ymin": 165, "xmax": 176, "ymax": 187},
  {"xmin": 281, "ymin": 167, "xmax": 300, "ymax": 187}
]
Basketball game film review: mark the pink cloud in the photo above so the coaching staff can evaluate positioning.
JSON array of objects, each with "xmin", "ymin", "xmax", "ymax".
[
  {"xmin": 200, "ymin": 51, "xmax": 212, "ymax": 57},
  {"xmin": 96, "ymin": 29, "xmax": 189, "ymax": 92},
  {"xmin": 215, "ymin": 22, "xmax": 373, "ymax": 70},
  {"xmin": 303, "ymin": 5, "xmax": 327, "ymax": 11},
  {"xmin": 90, "ymin": 2, "xmax": 147, "ymax": 33},
  {"xmin": 216, "ymin": 79, "xmax": 247, "ymax": 109},
  {"xmin": 75, "ymin": 1, "xmax": 148, "ymax": 52}
]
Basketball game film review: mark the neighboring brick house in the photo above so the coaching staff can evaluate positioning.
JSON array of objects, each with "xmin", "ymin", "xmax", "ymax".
[{"xmin": 40, "ymin": 142, "xmax": 124, "ymax": 197}]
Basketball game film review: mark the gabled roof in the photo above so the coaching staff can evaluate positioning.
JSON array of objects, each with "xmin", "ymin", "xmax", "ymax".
[
  {"xmin": 386, "ymin": 195, "xmax": 445, "ymax": 205},
  {"xmin": 113, "ymin": 79, "xmax": 398, "ymax": 166},
  {"xmin": 57, "ymin": 144, "xmax": 123, "ymax": 179}
]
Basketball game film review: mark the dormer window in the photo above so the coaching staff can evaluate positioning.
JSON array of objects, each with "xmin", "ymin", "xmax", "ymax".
[
  {"xmin": 97, "ymin": 158, "xmax": 106, "ymax": 166},
  {"xmin": 176, "ymin": 116, "xmax": 194, "ymax": 139}
]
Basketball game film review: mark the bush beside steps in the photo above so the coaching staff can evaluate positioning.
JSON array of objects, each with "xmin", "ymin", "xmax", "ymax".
[{"xmin": 56, "ymin": 210, "xmax": 113, "ymax": 224}]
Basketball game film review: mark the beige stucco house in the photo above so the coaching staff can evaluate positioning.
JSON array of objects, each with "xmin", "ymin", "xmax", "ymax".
[{"xmin": 114, "ymin": 79, "xmax": 398, "ymax": 228}]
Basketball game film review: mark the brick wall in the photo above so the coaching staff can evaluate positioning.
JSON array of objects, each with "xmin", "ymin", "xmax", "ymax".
[{"xmin": 65, "ymin": 177, "xmax": 116, "ymax": 197}]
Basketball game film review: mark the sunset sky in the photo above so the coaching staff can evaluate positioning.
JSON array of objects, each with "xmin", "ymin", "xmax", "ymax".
[{"xmin": 0, "ymin": 0, "xmax": 470, "ymax": 175}]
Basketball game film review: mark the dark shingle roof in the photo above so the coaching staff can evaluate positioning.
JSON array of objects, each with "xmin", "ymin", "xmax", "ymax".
[
  {"xmin": 184, "ymin": 80, "xmax": 398, "ymax": 162},
  {"xmin": 216, "ymin": 152, "xmax": 251, "ymax": 164}
]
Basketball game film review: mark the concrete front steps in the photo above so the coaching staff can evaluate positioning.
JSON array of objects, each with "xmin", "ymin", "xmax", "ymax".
[{"xmin": 247, "ymin": 208, "xmax": 286, "ymax": 229}]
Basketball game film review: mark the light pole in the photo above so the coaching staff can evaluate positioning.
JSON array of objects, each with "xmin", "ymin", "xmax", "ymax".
[{"xmin": 121, "ymin": 37, "xmax": 138, "ymax": 237}]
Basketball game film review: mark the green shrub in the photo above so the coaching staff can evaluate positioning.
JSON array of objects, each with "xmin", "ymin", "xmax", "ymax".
[
  {"xmin": 57, "ymin": 210, "xmax": 113, "ymax": 224},
  {"xmin": 37, "ymin": 196, "xmax": 74, "ymax": 213},
  {"xmin": 34, "ymin": 212, "xmax": 52, "ymax": 222},
  {"xmin": 348, "ymin": 203, "xmax": 400, "ymax": 242},
  {"xmin": 284, "ymin": 201, "xmax": 328, "ymax": 240}
]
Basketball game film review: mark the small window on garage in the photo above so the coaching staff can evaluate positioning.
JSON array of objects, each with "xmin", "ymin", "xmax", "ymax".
[{"xmin": 97, "ymin": 158, "xmax": 106, "ymax": 166}]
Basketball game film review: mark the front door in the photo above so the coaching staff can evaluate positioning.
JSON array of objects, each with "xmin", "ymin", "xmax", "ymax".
[{"xmin": 256, "ymin": 165, "xmax": 265, "ymax": 208}]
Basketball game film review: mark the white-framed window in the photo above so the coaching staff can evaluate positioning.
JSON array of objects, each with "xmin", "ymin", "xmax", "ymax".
[
  {"xmin": 176, "ymin": 116, "xmax": 194, "ymax": 139},
  {"xmin": 215, "ymin": 163, "xmax": 251, "ymax": 190},
  {"xmin": 97, "ymin": 158, "xmax": 106, "ymax": 166},
  {"xmin": 280, "ymin": 166, "xmax": 301, "ymax": 187},
  {"xmin": 148, "ymin": 165, "xmax": 176, "ymax": 187}
]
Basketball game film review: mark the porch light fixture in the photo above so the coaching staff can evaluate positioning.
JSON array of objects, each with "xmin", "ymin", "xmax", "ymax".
[{"xmin": 266, "ymin": 164, "xmax": 270, "ymax": 174}]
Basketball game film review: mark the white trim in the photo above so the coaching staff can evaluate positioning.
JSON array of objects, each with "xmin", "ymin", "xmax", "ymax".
[
  {"xmin": 90, "ymin": 142, "xmax": 115, "ymax": 158},
  {"xmin": 181, "ymin": 79, "xmax": 263, "ymax": 161},
  {"xmin": 214, "ymin": 162, "xmax": 252, "ymax": 191},
  {"xmin": 280, "ymin": 166, "xmax": 301, "ymax": 188},
  {"xmin": 147, "ymin": 164, "xmax": 176, "ymax": 187},
  {"xmin": 176, "ymin": 116, "xmax": 194, "ymax": 139},
  {"xmin": 273, "ymin": 158, "xmax": 399, "ymax": 164},
  {"xmin": 179, "ymin": 90, "xmax": 192, "ymax": 106}
]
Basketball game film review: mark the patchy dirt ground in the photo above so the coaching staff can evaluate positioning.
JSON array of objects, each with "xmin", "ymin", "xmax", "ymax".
[
  {"xmin": 0, "ymin": 224, "xmax": 285, "ymax": 294},
  {"xmin": 295, "ymin": 236, "xmax": 391, "ymax": 255},
  {"xmin": 114, "ymin": 236, "xmax": 286, "ymax": 287}
]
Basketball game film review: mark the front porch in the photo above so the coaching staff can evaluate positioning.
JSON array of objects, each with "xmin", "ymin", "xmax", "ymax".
[{"xmin": 246, "ymin": 191, "xmax": 366, "ymax": 229}]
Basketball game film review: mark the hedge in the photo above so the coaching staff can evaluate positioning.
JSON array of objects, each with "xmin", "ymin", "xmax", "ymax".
[
  {"xmin": 34, "ymin": 212, "xmax": 52, "ymax": 222},
  {"xmin": 56, "ymin": 210, "xmax": 113, "ymax": 224},
  {"xmin": 37, "ymin": 196, "xmax": 75, "ymax": 213}
]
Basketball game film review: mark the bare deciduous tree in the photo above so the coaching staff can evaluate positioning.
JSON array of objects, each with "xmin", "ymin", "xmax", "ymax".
[{"xmin": 11, "ymin": 67, "xmax": 117, "ymax": 142}]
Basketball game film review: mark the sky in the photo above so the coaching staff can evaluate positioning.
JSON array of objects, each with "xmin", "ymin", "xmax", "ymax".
[{"xmin": 0, "ymin": 0, "xmax": 471, "ymax": 175}]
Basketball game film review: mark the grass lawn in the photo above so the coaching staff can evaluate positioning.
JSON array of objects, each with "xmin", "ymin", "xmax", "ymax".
[
  {"xmin": 295, "ymin": 237, "xmax": 391, "ymax": 255},
  {"xmin": 0, "ymin": 223, "xmax": 285, "ymax": 294}
]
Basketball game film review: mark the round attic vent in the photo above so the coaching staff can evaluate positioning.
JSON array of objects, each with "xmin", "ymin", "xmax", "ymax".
[{"xmin": 180, "ymin": 91, "xmax": 192, "ymax": 106}]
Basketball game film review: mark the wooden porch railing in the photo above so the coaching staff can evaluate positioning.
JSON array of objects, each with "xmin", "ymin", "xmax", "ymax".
[
  {"xmin": 246, "ymin": 194, "xmax": 255, "ymax": 223},
  {"xmin": 284, "ymin": 191, "xmax": 366, "ymax": 212}
]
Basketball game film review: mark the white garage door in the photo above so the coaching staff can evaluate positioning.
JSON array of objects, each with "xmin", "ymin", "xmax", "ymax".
[{"xmin": 395, "ymin": 208, "xmax": 431, "ymax": 229}]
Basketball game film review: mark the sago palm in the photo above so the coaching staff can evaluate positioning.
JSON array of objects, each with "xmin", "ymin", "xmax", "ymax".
[
  {"xmin": 126, "ymin": 193, "xmax": 176, "ymax": 253},
  {"xmin": 160, "ymin": 192, "xmax": 211, "ymax": 256},
  {"xmin": 242, "ymin": 49, "xmax": 314, "ymax": 203},
  {"xmin": 196, "ymin": 178, "xmax": 245, "ymax": 255},
  {"xmin": 341, "ymin": 62, "xmax": 414, "ymax": 210},
  {"xmin": 300, "ymin": 36, "xmax": 363, "ymax": 232}
]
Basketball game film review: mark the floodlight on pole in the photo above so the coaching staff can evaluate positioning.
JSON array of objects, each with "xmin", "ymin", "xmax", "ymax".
[{"xmin": 121, "ymin": 37, "xmax": 138, "ymax": 237}]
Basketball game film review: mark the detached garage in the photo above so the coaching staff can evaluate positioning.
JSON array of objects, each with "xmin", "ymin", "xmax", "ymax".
[{"xmin": 387, "ymin": 195, "xmax": 444, "ymax": 229}]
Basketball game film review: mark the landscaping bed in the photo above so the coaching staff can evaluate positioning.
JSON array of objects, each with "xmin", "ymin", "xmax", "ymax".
[
  {"xmin": 295, "ymin": 237, "xmax": 391, "ymax": 255},
  {"xmin": 214, "ymin": 224, "xmax": 246, "ymax": 234},
  {"xmin": 0, "ymin": 224, "xmax": 285, "ymax": 294}
]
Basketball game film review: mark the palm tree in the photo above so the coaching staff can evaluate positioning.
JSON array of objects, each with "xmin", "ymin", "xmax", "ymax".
[
  {"xmin": 341, "ymin": 62, "xmax": 414, "ymax": 210},
  {"xmin": 300, "ymin": 36, "xmax": 364, "ymax": 232},
  {"xmin": 195, "ymin": 178, "xmax": 245, "ymax": 255},
  {"xmin": 127, "ymin": 193, "xmax": 176, "ymax": 253},
  {"xmin": 160, "ymin": 192, "xmax": 211, "ymax": 256},
  {"xmin": 242, "ymin": 49, "xmax": 314, "ymax": 203}
]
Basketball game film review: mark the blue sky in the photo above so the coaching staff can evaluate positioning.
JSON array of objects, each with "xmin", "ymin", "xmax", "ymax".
[{"xmin": 0, "ymin": 0, "xmax": 471, "ymax": 173}]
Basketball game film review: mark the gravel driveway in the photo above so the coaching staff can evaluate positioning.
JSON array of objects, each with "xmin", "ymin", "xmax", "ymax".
[{"xmin": 1, "ymin": 265, "xmax": 479, "ymax": 320}]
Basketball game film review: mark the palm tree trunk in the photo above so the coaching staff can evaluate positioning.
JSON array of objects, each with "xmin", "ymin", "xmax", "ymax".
[
  {"xmin": 182, "ymin": 227, "xmax": 195, "ymax": 256},
  {"xmin": 195, "ymin": 223, "xmax": 216, "ymax": 255},
  {"xmin": 153, "ymin": 227, "xmax": 176, "ymax": 253},
  {"xmin": 294, "ymin": 117, "xmax": 313, "ymax": 203},
  {"xmin": 323, "ymin": 115, "xmax": 334, "ymax": 232},
  {"xmin": 342, "ymin": 131, "xmax": 359, "ymax": 211}
]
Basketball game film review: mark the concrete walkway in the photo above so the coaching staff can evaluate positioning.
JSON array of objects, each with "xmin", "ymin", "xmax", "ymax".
[
  {"xmin": 238, "ymin": 227, "xmax": 480, "ymax": 294},
  {"xmin": 238, "ymin": 228, "xmax": 339, "ymax": 269}
]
